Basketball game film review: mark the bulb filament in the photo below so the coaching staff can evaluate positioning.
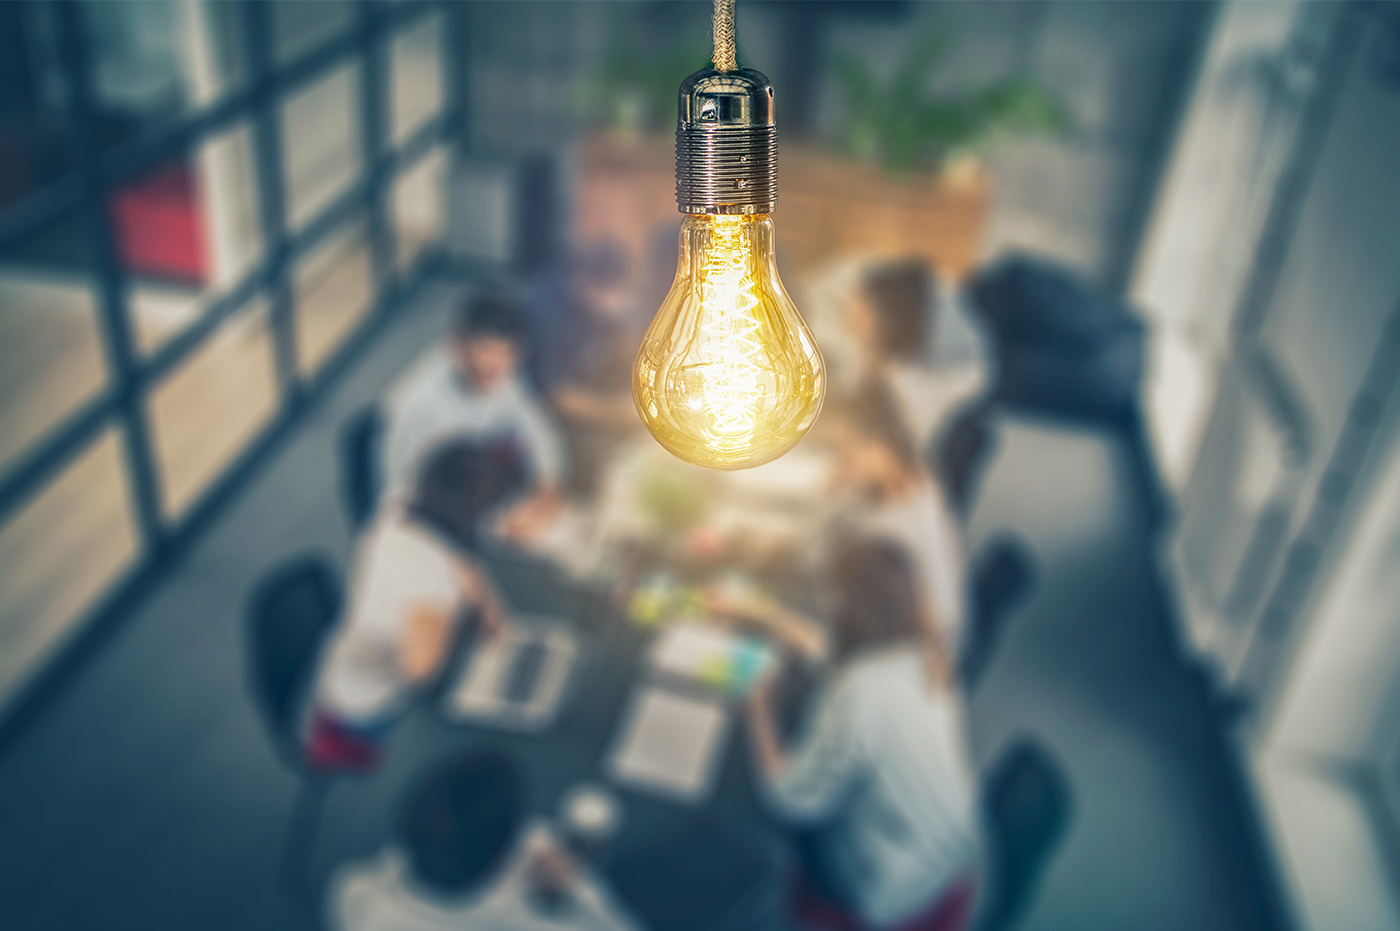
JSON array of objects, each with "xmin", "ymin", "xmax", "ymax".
[{"xmin": 696, "ymin": 216, "xmax": 764, "ymax": 452}]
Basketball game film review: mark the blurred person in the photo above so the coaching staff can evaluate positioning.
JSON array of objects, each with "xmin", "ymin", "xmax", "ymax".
[
  {"xmin": 543, "ymin": 240, "xmax": 648, "ymax": 497},
  {"xmin": 823, "ymin": 380, "xmax": 968, "ymax": 652},
  {"xmin": 306, "ymin": 441, "xmax": 527, "ymax": 772},
  {"xmin": 382, "ymin": 289, "xmax": 565, "ymax": 535},
  {"xmin": 848, "ymin": 258, "xmax": 990, "ymax": 453},
  {"xmin": 743, "ymin": 540, "xmax": 980, "ymax": 931},
  {"xmin": 329, "ymin": 751, "xmax": 642, "ymax": 931}
]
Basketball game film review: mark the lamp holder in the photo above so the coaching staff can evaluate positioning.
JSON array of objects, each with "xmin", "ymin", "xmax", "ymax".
[{"xmin": 675, "ymin": 68, "xmax": 778, "ymax": 216}]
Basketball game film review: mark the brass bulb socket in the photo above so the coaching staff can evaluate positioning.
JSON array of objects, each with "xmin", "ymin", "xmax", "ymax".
[{"xmin": 674, "ymin": 68, "xmax": 778, "ymax": 216}]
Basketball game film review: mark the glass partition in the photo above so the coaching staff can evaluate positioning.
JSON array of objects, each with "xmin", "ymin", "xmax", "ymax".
[
  {"xmin": 0, "ymin": 212, "xmax": 108, "ymax": 474},
  {"xmin": 294, "ymin": 220, "xmax": 374, "ymax": 376},
  {"xmin": 146, "ymin": 297, "xmax": 277, "ymax": 517},
  {"xmin": 271, "ymin": 0, "xmax": 357, "ymax": 66},
  {"xmin": 82, "ymin": 0, "xmax": 247, "ymax": 155},
  {"xmin": 0, "ymin": 0, "xmax": 455, "ymax": 719},
  {"xmin": 0, "ymin": 427, "xmax": 138, "ymax": 707},
  {"xmin": 389, "ymin": 12, "xmax": 445, "ymax": 146},
  {"xmin": 393, "ymin": 146, "xmax": 449, "ymax": 271},
  {"xmin": 117, "ymin": 121, "xmax": 263, "ymax": 356},
  {"xmin": 280, "ymin": 62, "xmax": 363, "ymax": 231}
]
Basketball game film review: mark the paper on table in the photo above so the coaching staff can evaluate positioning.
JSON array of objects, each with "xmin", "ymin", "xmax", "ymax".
[
  {"xmin": 608, "ymin": 686, "xmax": 729, "ymax": 804},
  {"xmin": 649, "ymin": 622, "xmax": 775, "ymax": 694}
]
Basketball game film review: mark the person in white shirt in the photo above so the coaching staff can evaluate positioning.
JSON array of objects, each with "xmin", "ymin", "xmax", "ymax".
[
  {"xmin": 306, "ymin": 441, "xmax": 526, "ymax": 772},
  {"xmin": 824, "ymin": 381, "xmax": 968, "ymax": 654},
  {"xmin": 743, "ymin": 540, "xmax": 980, "ymax": 931},
  {"xmin": 846, "ymin": 258, "xmax": 990, "ymax": 455},
  {"xmin": 382, "ymin": 290, "xmax": 565, "ymax": 537},
  {"xmin": 329, "ymin": 752, "xmax": 642, "ymax": 931}
]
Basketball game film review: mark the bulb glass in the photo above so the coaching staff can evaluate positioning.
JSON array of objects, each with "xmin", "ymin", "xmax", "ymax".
[{"xmin": 633, "ymin": 214, "xmax": 824, "ymax": 470}]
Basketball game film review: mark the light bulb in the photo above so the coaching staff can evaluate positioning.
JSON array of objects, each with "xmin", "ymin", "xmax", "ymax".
[
  {"xmin": 633, "ymin": 213, "xmax": 823, "ymax": 469},
  {"xmin": 632, "ymin": 67, "xmax": 825, "ymax": 470}
]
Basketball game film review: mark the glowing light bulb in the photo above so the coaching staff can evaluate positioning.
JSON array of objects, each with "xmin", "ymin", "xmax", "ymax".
[
  {"xmin": 633, "ymin": 214, "xmax": 823, "ymax": 469},
  {"xmin": 632, "ymin": 67, "xmax": 826, "ymax": 470}
]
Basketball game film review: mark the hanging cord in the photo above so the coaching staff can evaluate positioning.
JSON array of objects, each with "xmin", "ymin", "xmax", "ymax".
[{"xmin": 712, "ymin": 0, "xmax": 737, "ymax": 73}]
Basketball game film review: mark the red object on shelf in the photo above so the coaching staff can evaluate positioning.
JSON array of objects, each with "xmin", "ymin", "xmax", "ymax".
[{"xmin": 111, "ymin": 162, "xmax": 208, "ymax": 285}]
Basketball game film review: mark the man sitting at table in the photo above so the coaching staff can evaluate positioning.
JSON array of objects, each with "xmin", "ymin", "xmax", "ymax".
[
  {"xmin": 328, "ymin": 751, "xmax": 642, "ymax": 931},
  {"xmin": 741, "ymin": 540, "xmax": 980, "ymax": 931},
  {"xmin": 823, "ymin": 380, "xmax": 968, "ymax": 654},
  {"xmin": 382, "ymin": 288, "xmax": 565, "ymax": 535},
  {"xmin": 305, "ymin": 441, "xmax": 526, "ymax": 772}
]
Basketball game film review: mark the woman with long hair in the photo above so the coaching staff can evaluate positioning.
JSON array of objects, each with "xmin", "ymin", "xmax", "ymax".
[{"xmin": 738, "ymin": 539, "xmax": 980, "ymax": 930}]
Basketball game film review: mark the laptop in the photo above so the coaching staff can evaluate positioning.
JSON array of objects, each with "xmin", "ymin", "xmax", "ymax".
[{"xmin": 444, "ymin": 615, "xmax": 579, "ymax": 732}]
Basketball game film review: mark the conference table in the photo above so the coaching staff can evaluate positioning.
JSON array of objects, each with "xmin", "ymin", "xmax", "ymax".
[
  {"xmin": 444, "ymin": 540, "xmax": 812, "ymax": 931},
  {"xmin": 335, "ymin": 440, "xmax": 839, "ymax": 931}
]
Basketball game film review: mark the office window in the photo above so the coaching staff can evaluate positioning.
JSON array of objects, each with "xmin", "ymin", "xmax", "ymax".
[
  {"xmin": 119, "ymin": 121, "xmax": 263, "ymax": 355},
  {"xmin": 0, "ymin": 0, "xmax": 458, "ymax": 716},
  {"xmin": 0, "ymin": 427, "xmax": 138, "ymax": 707},
  {"xmin": 82, "ymin": 0, "xmax": 247, "ymax": 155},
  {"xmin": 393, "ymin": 146, "xmax": 449, "ymax": 271},
  {"xmin": 389, "ymin": 12, "xmax": 445, "ymax": 146},
  {"xmin": 294, "ymin": 220, "xmax": 373, "ymax": 376},
  {"xmin": 0, "ymin": 213, "xmax": 109, "ymax": 474},
  {"xmin": 271, "ymin": 0, "xmax": 357, "ymax": 66},
  {"xmin": 0, "ymin": 3, "xmax": 75, "ymax": 215},
  {"xmin": 280, "ymin": 62, "xmax": 363, "ymax": 231},
  {"xmin": 146, "ymin": 298, "xmax": 277, "ymax": 517}
]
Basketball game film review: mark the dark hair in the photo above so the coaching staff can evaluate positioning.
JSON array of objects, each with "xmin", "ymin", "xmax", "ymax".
[
  {"xmin": 829, "ymin": 539, "xmax": 924, "ymax": 663},
  {"xmin": 861, "ymin": 258, "xmax": 936, "ymax": 362},
  {"xmin": 408, "ymin": 440, "xmax": 528, "ymax": 551},
  {"xmin": 453, "ymin": 290, "xmax": 527, "ymax": 343},
  {"xmin": 398, "ymin": 751, "xmax": 526, "ymax": 895},
  {"xmin": 830, "ymin": 378, "xmax": 922, "ymax": 476}
]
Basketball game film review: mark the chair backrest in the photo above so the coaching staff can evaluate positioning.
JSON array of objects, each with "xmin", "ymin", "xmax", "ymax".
[
  {"xmin": 341, "ymin": 406, "xmax": 383, "ymax": 530},
  {"xmin": 959, "ymin": 535, "xmax": 1035, "ymax": 692},
  {"xmin": 977, "ymin": 738, "xmax": 1072, "ymax": 931},
  {"xmin": 246, "ymin": 553, "xmax": 343, "ymax": 766},
  {"xmin": 934, "ymin": 404, "xmax": 995, "ymax": 520},
  {"xmin": 610, "ymin": 817, "xmax": 771, "ymax": 931}
]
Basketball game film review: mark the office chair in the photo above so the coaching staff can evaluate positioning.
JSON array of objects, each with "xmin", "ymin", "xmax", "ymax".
[
  {"xmin": 341, "ymin": 405, "xmax": 382, "ymax": 530},
  {"xmin": 976, "ymin": 738, "xmax": 1072, "ymax": 931},
  {"xmin": 959, "ymin": 535, "xmax": 1036, "ymax": 693},
  {"xmin": 934, "ymin": 403, "xmax": 996, "ymax": 521},
  {"xmin": 966, "ymin": 254, "xmax": 1144, "ymax": 426},
  {"xmin": 245, "ymin": 553, "xmax": 343, "ymax": 893}
]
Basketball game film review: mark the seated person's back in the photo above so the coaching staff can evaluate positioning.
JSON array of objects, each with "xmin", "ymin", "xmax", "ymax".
[
  {"xmin": 382, "ymin": 289, "xmax": 565, "ymax": 505},
  {"xmin": 745, "ymin": 540, "xmax": 980, "ymax": 930},
  {"xmin": 823, "ymin": 381, "xmax": 967, "ymax": 653},
  {"xmin": 308, "ymin": 441, "xmax": 526, "ymax": 770},
  {"xmin": 329, "ymin": 751, "xmax": 641, "ymax": 931},
  {"xmin": 849, "ymin": 259, "xmax": 989, "ymax": 453}
]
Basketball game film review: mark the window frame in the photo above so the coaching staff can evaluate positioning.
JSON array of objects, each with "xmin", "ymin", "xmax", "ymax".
[{"xmin": 0, "ymin": 0, "xmax": 460, "ymax": 725}]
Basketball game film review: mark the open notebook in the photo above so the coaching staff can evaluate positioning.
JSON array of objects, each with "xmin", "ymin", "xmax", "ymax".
[{"xmin": 647, "ymin": 622, "xmax": 776, "ymax": 696}]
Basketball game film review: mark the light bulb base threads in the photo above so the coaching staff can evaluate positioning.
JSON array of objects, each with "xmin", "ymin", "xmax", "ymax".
[{"xmin": 675, "ymin": 68, "xmax": 778, "ymax": 216}]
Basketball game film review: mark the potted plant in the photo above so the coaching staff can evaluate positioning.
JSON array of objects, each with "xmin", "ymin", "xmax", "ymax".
[
  {"xmin": 779, "ymin": 24, "xmax": 1068, "ymax": 279},
  {"xmin": 832, "ymin": 26, "xmax": 1068, "ymax": 175}
]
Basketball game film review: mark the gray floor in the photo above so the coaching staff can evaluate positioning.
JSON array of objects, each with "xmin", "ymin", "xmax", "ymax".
[
  {"xmin": 0, "ymin": 280, "xmax": 1279, "ymax": 931},
  {"xmin": 965, "ymin": 416, "xmax": 1276, "ymax": 931}
]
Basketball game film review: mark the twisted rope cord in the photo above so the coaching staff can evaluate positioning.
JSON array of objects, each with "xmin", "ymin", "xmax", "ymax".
[{"xmin": 712, "ymin": 0, "xmax": 737, "ymax": 72}]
